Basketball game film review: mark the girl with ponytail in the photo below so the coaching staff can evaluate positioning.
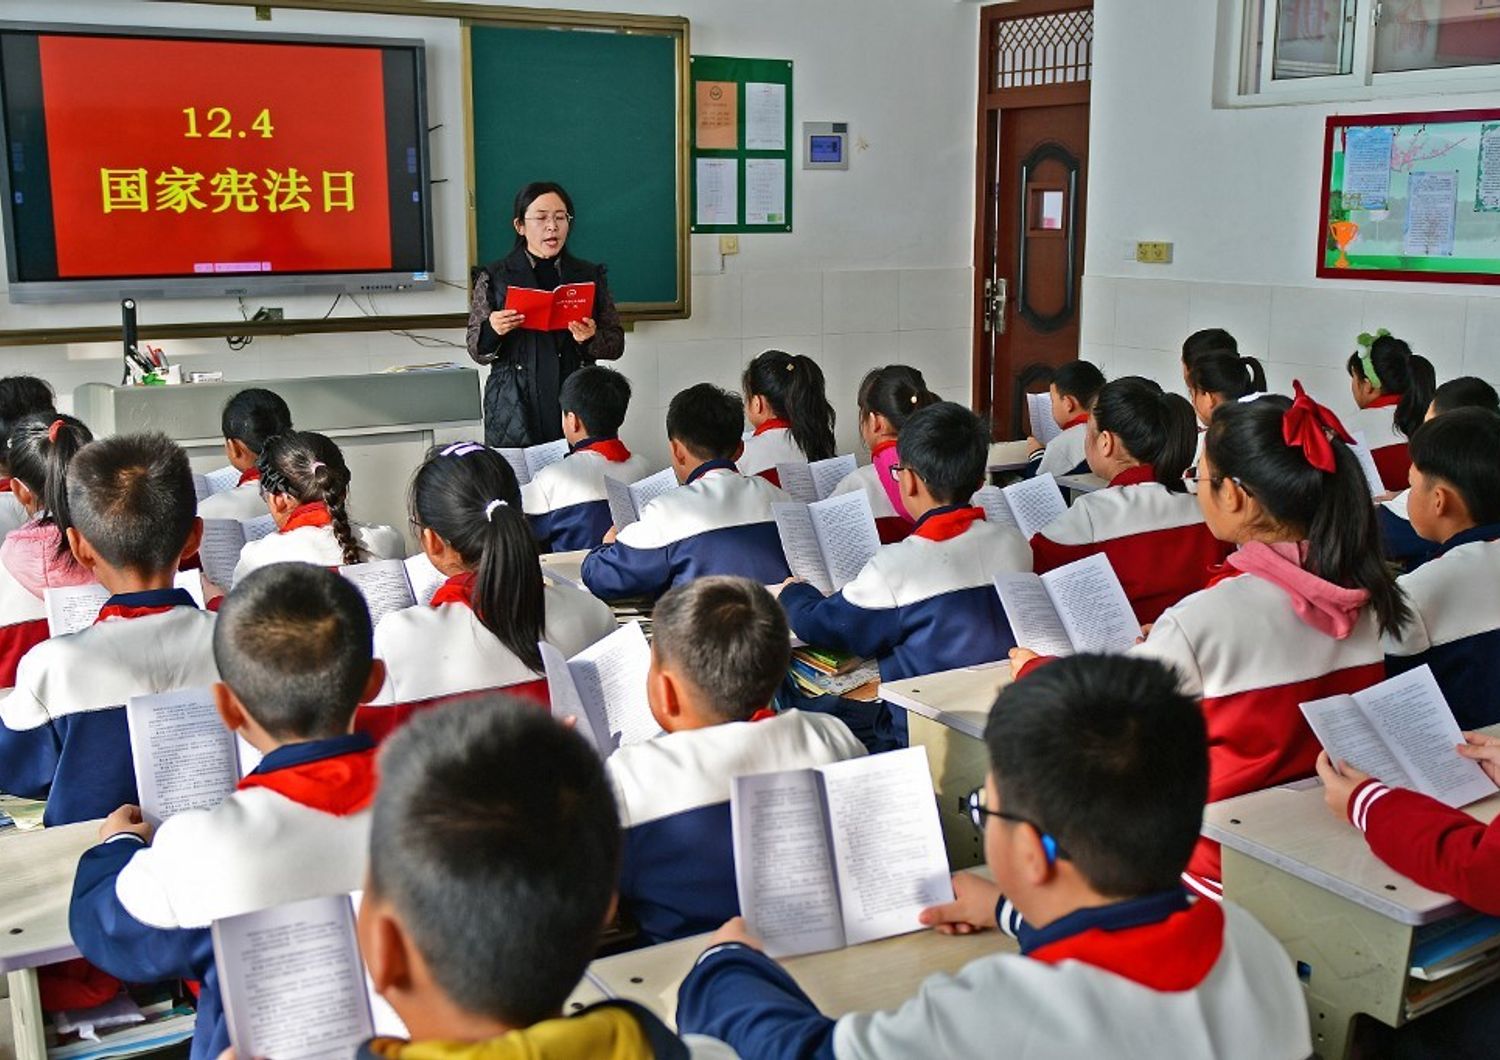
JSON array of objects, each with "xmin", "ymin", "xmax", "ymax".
[
  {"xmin": 1029, "ymin": 377, "xmax": 1231, "ymax": 623},
  {"xmin": 1186, "ymin": 350, "xmax": 1267, "ymax": 426},
  {"xmin": 738, "ymin": 349, "xmax": 837, "ymax": 484},
  {"xmin": 366, "ymin": 443, "xmax": 614, "ymax": 716},
  {"xmin": 1346, "ymin": 332, "xmax": 1437, "ymax": 490},
  {"xmin": 829, "ymin": 365, "xmax": 940, "ymax": 542},
  {"xmin": 231, "ymin": 431, "xmax": 405, "ymax": 586},
  {"xmin": 1015, "ymin": 383, "xmax": 1408, "ymax": 898}
]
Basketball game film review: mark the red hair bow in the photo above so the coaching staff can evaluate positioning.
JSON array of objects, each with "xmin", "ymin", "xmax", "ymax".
[{"xmin": 1282, "ymin": 380, "xmax": 1353, "ymax": 473}]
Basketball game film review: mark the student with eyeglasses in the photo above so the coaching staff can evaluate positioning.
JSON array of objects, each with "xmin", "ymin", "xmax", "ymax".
[{"xmin": 466, "ymin": 181, "xmax": 625, "ymax": 448}]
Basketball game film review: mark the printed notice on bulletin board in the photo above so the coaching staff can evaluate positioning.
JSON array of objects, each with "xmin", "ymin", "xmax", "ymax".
[
  {"xmin": 690, "ymin": 55, "xmax": 793, "ymax": 233},
  {"xmin": 1319, "ymin": 109, "xmax": 1500, "ymax": 284}
]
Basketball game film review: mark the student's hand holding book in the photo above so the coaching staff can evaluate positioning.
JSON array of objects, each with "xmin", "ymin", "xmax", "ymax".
[
  {"xmin": 1315, "ymin": 751, "xmax": 1373, "ymax": 821},
  {"xmin": 601, "ymin": 525, "xmax": 619, "ymax": 545},
  {"xmin": 708, "ymin": 915, "xmax": 767, "ymax": 953},
  {"xmin": 917, "ymin": 872, "xmax": 1002, "ymax": 936},
  {"xmin": 99, "ymin": 803, "xmax": 155, "ymax": 844},
  {"xmin": 1008, "ymin": 647, "xmax": 1040, "ymax": 670},
  {"xmin": 1456, "ymin": 731, "xmax": 1500, "ymax": 784}
]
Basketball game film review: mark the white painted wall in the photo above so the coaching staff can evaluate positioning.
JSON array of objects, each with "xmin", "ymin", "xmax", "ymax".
[
  {"xmin": 0, "ymin": 0, "xmax": 979, "ymax": 467},
  {"xmin": 1084, "ymin": 0, "xmax": 1500, "ymax": 423}
]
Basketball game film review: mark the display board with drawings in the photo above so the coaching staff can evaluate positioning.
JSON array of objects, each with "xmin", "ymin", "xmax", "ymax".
[{"xmin": 1319, "ymin": 108, "xmax": 1500, "ymax": 285}]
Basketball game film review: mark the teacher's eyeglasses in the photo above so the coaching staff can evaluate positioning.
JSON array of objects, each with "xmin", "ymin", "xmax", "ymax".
[{"xmin": 525, "ymin": 212, "xmax": 573, "ymax": 227}]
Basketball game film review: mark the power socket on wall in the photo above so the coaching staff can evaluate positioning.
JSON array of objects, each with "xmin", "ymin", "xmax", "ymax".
[{"xmin": 1135, "ymin": 241, "xmax": 1173, "ymax": 264}]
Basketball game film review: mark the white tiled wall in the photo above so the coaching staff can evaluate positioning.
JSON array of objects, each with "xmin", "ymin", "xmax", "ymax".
[{"xmin": 1080, "ymin": 275, "xmax": 1496, "ymax": 425}]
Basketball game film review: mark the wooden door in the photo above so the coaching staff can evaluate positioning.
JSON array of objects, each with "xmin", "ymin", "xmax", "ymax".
[{"xmin": 972, "ymin": 0, "xmax": 1093, "ymax": 440}]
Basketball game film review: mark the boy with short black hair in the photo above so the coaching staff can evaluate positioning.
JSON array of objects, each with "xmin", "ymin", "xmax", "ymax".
[
  {"xmin": 609, "ymin": 576, "xmax": 864, "ymax": 943},
  {"xmin": 1026, "ymin": 359, "xmax": 1105, "ymax": 478},
  {"xmin": 0, "ymin": 432, "xmax": 217, "ymax": 825},
  {"xmin": 198, "ymin": 387, "xmax": 293, "ymax": 521},
  {"xmin": 0, "ymin": 375, "xmax": 57, "ymax": 537},
  {"xmin": 582, "ymin": 383, "xmax": 791, "ymax": 600},
  {"xmin": 1382, "ymin": 408, "xmax": 1500, "ymax": 728},
  {"xmin": 357, "ymin": 696, "xmax": 734, "ymax": 1058},
  {"xmin": 781, "ymin": 401, "xmax": 1029, "ymax": 746},
  {"xmin": 523, "ymin": 365, "xmax": 649, "ymax": 551},
  {"xmin": 677, "ymin": 654, "xmax": 1310, "ymax": 1060},
  {"xmin": 70, "ymin": 563, "xmax": 384, "ymax": 1060}
]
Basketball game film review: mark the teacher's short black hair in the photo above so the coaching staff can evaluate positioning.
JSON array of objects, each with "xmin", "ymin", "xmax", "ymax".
[
  {"xmin": 896, "ymin": 400, "xmax": 988, "ymax": 505},
  {"xmin": 560, "ymin": 366, "xmax": 631, "ymax": 438},
  {"xmin": 986, "ymin": 654, "xmax": 1207, "ymax": 895},
  {"xmin": 666, "ymin": 383, "xmax": 744, "ymax": 462},
  {"xmin": 370, "ymin": 697, "xmax": 618, "ymax": 1027}
]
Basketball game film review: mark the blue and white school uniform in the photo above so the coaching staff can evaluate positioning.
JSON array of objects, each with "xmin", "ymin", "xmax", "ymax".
[
  {"xmin": 581, "ymin": 460, "xmax": 791, "ymax": 601},
  {"xmin": 522, "ymin": 437, "xmax": 651, "ymax": 552},
  {"xmin": 780, "ymin": 506, "xmax": 1031, "ymax": 684},
  {"xmin": 372, "ymin": 573, "xmax": 616, "ymax": 704},
  {"xmin": 677, "ymin": 891, "xmax": 1309, "ymax": 1060},
  {"xmin": 196, "ymin": 468, "xmax": 269, "ymax": 523},
  {"xmin": 70, "ymin": 734, "xmax": 375, "ymax": 1060},
  {"xmin": 1385, "ymin": 524, "xmax": 1500, "ymax": 730},
  {"xmin": 608, "ymin": 709, "xmax": 865, "ymax": 944},
  {"xmin": 736, "ymin": 419, "xmax": 804, "ymax": 483},
  {"xmin": 0, "ymin": 588, "xmax": 217, "ymax": 825},
  {"xmin": 231, "ymin": 502, "xmax": 405, "ymax": 585},
  {"xmin": 1029, "ymin": 416, "xmax": 1089, "ymax": 478}
]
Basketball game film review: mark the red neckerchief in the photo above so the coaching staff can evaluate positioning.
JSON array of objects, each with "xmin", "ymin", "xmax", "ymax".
[
  {"xmin": 870, "ymin": 438, "xmax": 898, "ymax": 459},
  {"xmin": 94, "ymin": 588, "xmax": 199, "ymax": 624},
  {"xmin": 430, "ymin": 572, "xmax": 475, "ymax": 610},
  {"xmin": 748, "ymin": 707, "xmax": 777, "ymax": 722},
  {"xmin": 1061, "ymin": 414, "xmax": 1090, "ymax": 430},
  {"xmin": 1108, "ymin": 464, "xmax": 1157, "ymax": 488},
  {"xmin": 573, "ymin": 438, "xmax": 632, "ymax": 462},
  {"xmin": 1367, "ymin": 393, "xmax": 1402, "ymax": 409},
  {"xmin": 1030, "ymin": 898, "xmax": 1224, "ymax": 991},
  {"xmin": 237, "ymin": 747, "xmax": 377, "ymax": 815},
  {"xmin": 237, "ymin": 467, "xmax": 261, "ymax": 487},
  {"xmin": 913, "ymin": 506, "xmax": 985, "ymax": 541},
  {"xmin": 753, "ymin": 418, "xmax": 792, "ymax": 436},
  {"xmin": 280, "ymin": 501, "xmax": 333, "ymax": 534}
]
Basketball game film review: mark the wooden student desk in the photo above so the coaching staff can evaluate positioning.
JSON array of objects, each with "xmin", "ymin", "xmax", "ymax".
[
  {"xmin": 1205, "ymin": 782, "xmax": 1500, "ymax": 1059},
  {"xmin": 588, "ymin": 915, "xmax": 1013, "ymax": 1029},
  {"xmin": 0, "ymin": 821, "xmax": 106, "ymax": 1060},
  {"xmin": 879, "ymin": 663, "xmax": 1011, "ymax": 870}
]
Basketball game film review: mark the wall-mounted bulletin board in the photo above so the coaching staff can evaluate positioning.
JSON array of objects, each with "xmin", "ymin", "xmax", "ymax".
[
  {"xmin": 690, "ymin": 55, "xmax": 793, "ymax": 234},
  {"xmin": 1319, "ymin": 108, "xmax": 1500, "ymax": 285}
]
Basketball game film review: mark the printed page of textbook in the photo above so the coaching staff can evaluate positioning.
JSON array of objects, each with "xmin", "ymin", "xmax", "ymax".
[
  {"xmin": 993, "ymin": 572, "xmax": 1073, "ymax": 657},
  {"xmin": 43, "ymin": 584, "xmax": 108, "ymax": 637},
  {"xmin": 1360, "ymin": 666, "xmax": 1497, "ymax": 807},
  {"xmin": 339, "ymin": 559, "xmax": 417, "ymax": 627},
  {"xmin": 567, "ymin": 621, "xmax": 661, "ymax": 748},
  {"xmin": 540, "ymin": 639, "xmax": 611, "ymax": 755},
  {"xmin": 773, "ymin": 502, "xmax": 835, "ymax": 596},
  {"xmin": 808, "ymin": 491, "xmax": 880, "ymax": 592},
  {"xmin": 1027, "ymin": 391, "xmax": 1062, "ymax": 445},
  {"xmin": 1001, "ymin": 473, "xmax": 1067, "ymax": 539},
  {"xmin": 127, "ymin": 687, "xmax": 241, "ymax": 828},
  {"xmin": 809, "ymin": 455, "xmax": 858, "ymax": 500},
  {"xmin": 1301, "ymin": 693, "xmax": 1415, "ymax": 791},
  {"xmin": 732, "ymin": 767, "xmax": 846, "ymax": 958},
  {"xmin": 1043, "ymin": 553, "xmax": 1140, "ymax": 654}
]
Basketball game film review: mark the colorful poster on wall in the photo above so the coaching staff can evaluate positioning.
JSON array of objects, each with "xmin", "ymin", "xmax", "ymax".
[
  {"xmin": 690, "ymin": 56, "xmax": 793, "ymax": 233},
  {"xmin": 1341, "ymin": 126, "xmax": 1394, "ymax": 211},
  {"xmin": 695, "ymin": 81, "xmax": 737, "ymax": 151}
]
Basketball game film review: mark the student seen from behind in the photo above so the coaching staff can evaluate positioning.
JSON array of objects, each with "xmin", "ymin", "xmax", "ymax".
[
  {"xmin": 676, "ymin": 654, "xmax": 1310, "ymax": 1060},
  {"xmin": 828, "ymin": 364, "xmax": 939, "ymax": 542},
  {"xmin": 0, "ymin": 375, "xmax": 57, "ymax": 538},
  {"xmin": 1025, "ymin": 359, "xmax": 1105, "ymax": 478},
  {"xmin": 0, "ymin": 432, "xmax": 218, "ymax": 826},
  {"xmin": 356, "ymin": 698, "xmax": 735, "ymax": 1058},
  {"xmin": 522, "ymin": 365, "xmax": 649, "ymax": 551},
  {"xmin": 198, "ymin": 388, "xmax": 293, "ymax": 521},
  {"xmin": 70, "ymin": 563, "xmax": 384, "ymax": 1060},
  {"xmin": 737, "ymin": 348, "xmax": 838, "ymax": 485},
  {"xmin": 581, "ymin": 383, "xmax": 791, "ymax": 601},
  {"xmin": 609, "ymin": 577, "xmax": 865, "ymax": 943},
  {"xmin": 1345, "ymin": 331, "xmax": 1436, "ymax": 492}
]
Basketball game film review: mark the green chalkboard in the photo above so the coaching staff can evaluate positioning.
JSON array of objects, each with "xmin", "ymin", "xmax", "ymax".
[{"xmin": 466, "ymin": 20, "xmax": 687, "ymax": 316}]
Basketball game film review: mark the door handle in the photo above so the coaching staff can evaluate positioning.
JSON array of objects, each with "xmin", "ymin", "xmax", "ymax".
[{"xmin": 983, "ymin": 277, "xmax": 1008, "ymax": 334}]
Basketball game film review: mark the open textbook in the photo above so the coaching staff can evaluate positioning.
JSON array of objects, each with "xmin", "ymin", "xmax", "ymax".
[
  {"xmin": 214, "ymin": 893, "xmax": 406, "ymax": 1060},
  {"xmin": 732, "ymin": 747, "xmax": 953, "ymax": 958},
  {"xmin": 198, "ymin": 514, "xmax": 280, "ymax": 589},
  {"xmin": 603, "ymin": 468, "xmax": 678, "ymax": 529},
  {"xmin": 493, "ymin": 438, "xmax": 569, "ymax": 487},
  {"xmin": 338, "ymin": 555, "xmax": 447, "ymax": 627},
  {"xmin": 971, "ymin": 472, "xmax": 1068, "ymax": 539},
  {"xmin": 772, "ymin": 491, "xmax": 881, "ymax": 596},
  {"xmin": 126, "ymin": 687, "xmax": 260, "ymax": 828},
  {"xmin": 774, "ymin": 455, "xmax": 858, "ymax": 505},
  {"xmin": 1302, "ymin": 665, "xmax": 1498, "ymax": 808},
  {"xmin": 191, "ymin": 465, "xmax": 245, "ymax": 504},
  {"xmin": 1027, "ymin": 391, "xmax": 1062, "ymax": 445},
  {"xmin": 44, "ymin": 571, "xmax": 207, "ymax": 637},
  {"xmin": 994, "ymin": 553, "xmax": 1140, "ymax": 656},
  {"xmin": 540, "ymin": 620, "xmax": 661, "ymax": 755}
]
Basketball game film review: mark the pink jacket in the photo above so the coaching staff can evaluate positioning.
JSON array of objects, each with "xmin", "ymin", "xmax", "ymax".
[{"xmin": 0, "ymin": 518, "xmax": 95, "ymax": 598}]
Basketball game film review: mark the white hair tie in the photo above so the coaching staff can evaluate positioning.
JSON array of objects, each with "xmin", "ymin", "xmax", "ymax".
[
  {"xmin": 441, "ymin": 442, "xmax": 487, "ymax": 458},
  {"xmin": 309, "ymin": 460, "xmax": 327, "ymax": 473},
  {"xmin": 484, "ymin": 499, "xmax": 507, "ymax": 522}
]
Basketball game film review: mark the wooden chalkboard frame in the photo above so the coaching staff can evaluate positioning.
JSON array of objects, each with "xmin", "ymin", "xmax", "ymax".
[{"xmin": 0, "ymin": 0, "xmax": 690, "ymax": 346}]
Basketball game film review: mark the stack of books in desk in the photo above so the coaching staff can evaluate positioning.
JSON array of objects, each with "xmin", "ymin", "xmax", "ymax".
[
  {"xmin": 46, "ymin": 984, "xmax": 195, "ymax": 1060},
  {"xmin": 1406, "ymin": 915, "xmax": 1500, "ymax": 1017},
  {"xmin": 789, "ymin": 646, "xmax": 879, "ymax": 700}
]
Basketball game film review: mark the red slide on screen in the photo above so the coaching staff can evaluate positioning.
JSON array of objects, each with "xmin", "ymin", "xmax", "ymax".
[{"xmin": 37, "ymin": 35, "xmax": 393, "ymax": 278}]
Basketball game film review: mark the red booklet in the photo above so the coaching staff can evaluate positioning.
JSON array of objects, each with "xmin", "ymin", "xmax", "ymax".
[{"xmin": 503, "ymin": 282, "xmax": 596, "ymax": 332}]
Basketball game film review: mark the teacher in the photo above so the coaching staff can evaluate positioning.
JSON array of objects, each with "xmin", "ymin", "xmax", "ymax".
[{"xmin": 466, "ymin": 181, "xmax": 625, "ymax": 447}]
